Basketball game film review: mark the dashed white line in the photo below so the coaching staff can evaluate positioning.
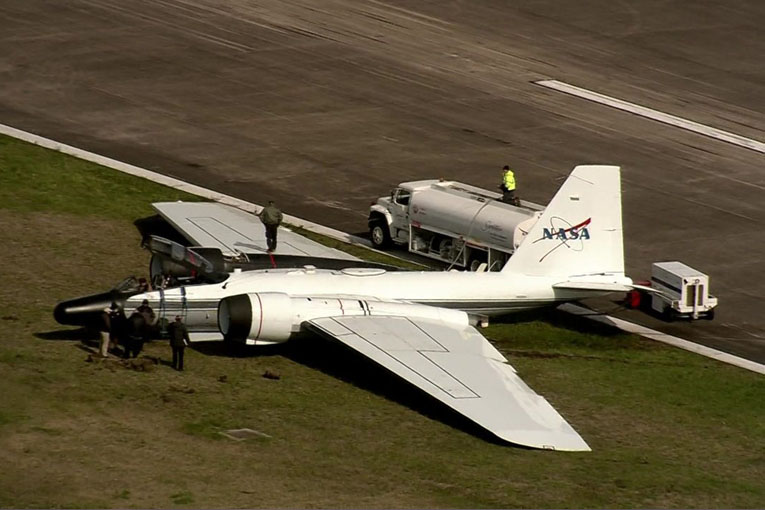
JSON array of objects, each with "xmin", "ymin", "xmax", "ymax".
[{"xmin": 535, "ymin": 79, "xmax": 765, "ymax": 154}]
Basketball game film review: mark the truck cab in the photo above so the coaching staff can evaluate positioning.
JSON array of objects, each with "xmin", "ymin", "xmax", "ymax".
[{"xmin": 369, "ymin": 182, "xmax": 424, "ymax": 247}]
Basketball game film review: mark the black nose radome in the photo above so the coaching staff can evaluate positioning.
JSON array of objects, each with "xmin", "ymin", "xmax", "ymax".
[{"xmin": 53, "ymin": 292, "xmax": 123, "ymax": 327}]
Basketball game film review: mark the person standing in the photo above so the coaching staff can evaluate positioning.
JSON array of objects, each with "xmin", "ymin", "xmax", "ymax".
[
  {"xmin": 100, "ymin": 302, "xmax": 121, "ymax": 357},
  {"xmin": 500, "ymin": 165, "xmax": 517, "ymax": 204},
  {"xmin": 135, "ymin": 299, "xmax": 157, "ymax": 336},
  {"xmin": 257, "ymin": 200, "xmax": 283, "ymax": 252},
  {"xmin": 168, "ymin": 315, "xmax": 190, "ymax": 371}
]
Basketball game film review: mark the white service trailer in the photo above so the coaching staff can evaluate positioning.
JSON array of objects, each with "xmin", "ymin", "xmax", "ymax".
[
  {"xmin": 369, "ymin": 179, "xmax": 542, "ymax": 271},
  {"xmin": 650, "ymin": 261, "xmax": 718, "ymax": 320}
]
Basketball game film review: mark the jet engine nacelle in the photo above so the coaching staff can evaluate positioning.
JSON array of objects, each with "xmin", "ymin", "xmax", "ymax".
[{"xmin": 218, "ymin": 292, "xmax": 470, "ymax": 345}]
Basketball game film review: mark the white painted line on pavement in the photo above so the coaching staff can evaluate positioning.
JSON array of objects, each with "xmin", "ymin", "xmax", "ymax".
[
  {"xmin": 0, "ymin": 122, "xmax": 406, "ymax": 262},
  {"xmin": 2, "ymin": 123, "xmax": 761, "ymax": 374},
  {"xmin": 534, "ymin": 79, "xmax": 765, "ymax": 154},
  {"xmin": 559, "ymin": 304, "xmax": 765, "ymax": 375}
]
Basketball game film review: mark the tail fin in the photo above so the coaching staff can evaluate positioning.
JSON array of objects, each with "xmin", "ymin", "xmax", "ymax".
[{"xmin": 502, "ymin": 165, "xmax": 625, "ymax": 279}]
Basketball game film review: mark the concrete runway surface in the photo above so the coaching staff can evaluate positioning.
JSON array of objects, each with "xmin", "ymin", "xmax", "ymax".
[{"xmin": 1, "ymin": 0, "xmax": 764, "ymax": 362}]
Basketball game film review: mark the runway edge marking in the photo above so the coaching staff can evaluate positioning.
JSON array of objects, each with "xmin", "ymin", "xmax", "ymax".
[
  {"xmin": 0, "ymin": 122, "xmax": 406, "ymax": 262},
  {"xmin": 1, "ymin": 122, "xmax": 762, "ymax": 375},
  {"xmin": 534, "ymin": 79, "xmax": 765, "ymax": 155},
  {"xmin": 560, "ymin": 304, "xmax": 765, "ymax": 375}
]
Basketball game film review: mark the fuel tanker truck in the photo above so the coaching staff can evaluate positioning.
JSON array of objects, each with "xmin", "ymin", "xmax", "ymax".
[{"xmin": 368, "ymin": 180, "xmax": 543, "ymax": 271}]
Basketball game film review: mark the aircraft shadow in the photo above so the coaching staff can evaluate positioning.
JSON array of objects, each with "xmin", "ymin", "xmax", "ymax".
[
  {"xmin": 281, "ymin": 335, "xmax": 508, "ymax": 446},
  {"xmin": 190, "ymin": 341, "xmax": 288, "ymax": 358},
  {"xmin": 493, "ymin": 307, "xmax": 625, "ymax": 337},
  {"xmin": 190, "ymin": 335, "xmax": 505, "ymax": 444},
  {"xmin": 35, "ymin": 328, "xmax": 100, "ymax": 342}
]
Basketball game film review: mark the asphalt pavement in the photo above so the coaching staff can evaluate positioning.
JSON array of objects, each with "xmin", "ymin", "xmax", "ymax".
[{"xmin": 1, "ymin": 0, "xmax": 764, "ymax": 361}]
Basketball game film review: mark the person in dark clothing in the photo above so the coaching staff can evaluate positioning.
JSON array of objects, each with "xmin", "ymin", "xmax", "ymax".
[
  {"xmin": 167, "ymin": 315, "xmax": 190, "ymax": 371},
  {"xmin": 137, "ymin": 277, "xmax": 151, "ymax": 292},
  {"xmin": 257, "ymin": 200, "xmax": 283, "ymax": 252},
  {"xmin": 101, "ymin": 301, "xmax": 123, "ymax": 356},
  {"xmin": 99, "ymin": 302, "xmax": 121, "ymax": 357},
  {"xmin": 135, "ymin": 299, "xmax": 157, "ymax": 339},
  {"xmin": 123, "ymin": 312, "xmax": 147, "ymax": 359}
]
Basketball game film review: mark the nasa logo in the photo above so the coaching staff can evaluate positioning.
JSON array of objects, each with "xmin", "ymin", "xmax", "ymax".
[
  {"xmin": 535, "ymin": 217, "xmax": 592, "ymax": 262},
  {"xmin": 541, "ymin": 218, "xmax": 591, "ymax": 241},
  {"xmin": 542, "ymin": 227, "xmax": 590, "ymax": 240}
]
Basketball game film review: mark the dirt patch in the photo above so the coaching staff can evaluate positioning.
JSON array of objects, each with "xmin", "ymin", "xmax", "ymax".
[{"xmin": 85, "ymin": 354, "xmax": 158, "ymax": 372}]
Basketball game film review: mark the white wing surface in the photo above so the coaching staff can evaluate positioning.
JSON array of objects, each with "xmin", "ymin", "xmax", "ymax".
[
  {"xmin": 153, "ymin": 201, "xmax": 358, "ymax": 260},
  {"xmin": 305, "ymin": 315, "xmax": 590, "ymax": 452}
]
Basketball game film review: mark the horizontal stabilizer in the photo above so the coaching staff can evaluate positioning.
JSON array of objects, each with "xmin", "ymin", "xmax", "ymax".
[{"xmin": 553, "ymin": 281, "xmax": 632, "ymax": 292}]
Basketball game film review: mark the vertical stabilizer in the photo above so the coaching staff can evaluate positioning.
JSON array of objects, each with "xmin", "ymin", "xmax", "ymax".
[{"xmin": 502, "ymin": 165, "xmax": 625, "ymax": 278}]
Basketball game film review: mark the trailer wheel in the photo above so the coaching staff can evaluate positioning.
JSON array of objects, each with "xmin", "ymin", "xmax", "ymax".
[
  {"xmin": 662, "ymin": 305, "xmax": 675, "ymax": 322},
  {"xmin": 369, "ymin": 219, "xmax": 392, "ymax": 249},
  {"xmin": 704, "ymin": 309, "xmax": 715, "ymax": 321}
]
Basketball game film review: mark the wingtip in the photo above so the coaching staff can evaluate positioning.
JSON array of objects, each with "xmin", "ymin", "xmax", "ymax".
[{"xmin": 494, "ymin": 430, "xmax": 591, "ymax": 452}]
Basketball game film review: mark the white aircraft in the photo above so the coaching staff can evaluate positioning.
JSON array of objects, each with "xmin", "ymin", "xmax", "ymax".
[{"xmin": 126, "ymin": 165, "xmax": 633, "ymax": 452}]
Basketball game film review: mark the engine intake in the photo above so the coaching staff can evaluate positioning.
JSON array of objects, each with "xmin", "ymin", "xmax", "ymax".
[{"xmin": 218, "ymin": 293, "xmax": 294, "ymax": 345}]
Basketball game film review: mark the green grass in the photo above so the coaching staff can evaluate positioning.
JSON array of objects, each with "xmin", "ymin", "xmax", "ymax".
[
  {"xmin": 0, "ymin": 133, "xmax": 763, "ymax": 508},
  {"xmin": 170, "ymin": 491, "xmax": 194, "ymax": 505},
  {"xmin": 0, "ymin": 135, "xmax": 201, "ymax": 218}
]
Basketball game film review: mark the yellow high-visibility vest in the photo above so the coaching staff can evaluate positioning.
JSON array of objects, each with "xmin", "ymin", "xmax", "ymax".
[{"xmin": 503, "ymin": 169, "xmax": 516, "ymax": 191}]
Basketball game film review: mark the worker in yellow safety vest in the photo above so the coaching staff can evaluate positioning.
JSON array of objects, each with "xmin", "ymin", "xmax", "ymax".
[{"xmin": 500, "ymin": 165, "xmax": 517, "ymax": 204}]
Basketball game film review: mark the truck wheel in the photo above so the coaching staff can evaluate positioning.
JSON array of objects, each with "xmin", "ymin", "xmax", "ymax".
[
  {"xmin": 370, "ymin": 220, "xmax": 392, "ymax": 249},
  {"xmin": 469, "ymin": 258, "xmax": 485, "ymax": 272},
  {"xmin": 704, "ymin": 309, "xmax": 715, "ymax": 321}
]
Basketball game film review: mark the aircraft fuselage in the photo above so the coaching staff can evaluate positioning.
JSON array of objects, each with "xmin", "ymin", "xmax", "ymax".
[{"xmin": 124, "ymin": 266, "xmax": 631, "ymax": 340}]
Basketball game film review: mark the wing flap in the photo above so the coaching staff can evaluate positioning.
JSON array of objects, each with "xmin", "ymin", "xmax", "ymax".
[{"xmin": 306, "ymin": 315, "xmax": 590, "ymax": 451}]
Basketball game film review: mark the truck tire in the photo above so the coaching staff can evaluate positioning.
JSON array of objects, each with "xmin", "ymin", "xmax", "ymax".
[
  {"xmin": 369, "ymin": 219, "xmax": 392, "ymax": 249},
  {"xmin": 469, "ymin": 256, "xmax": 487, "ymax": 272}
]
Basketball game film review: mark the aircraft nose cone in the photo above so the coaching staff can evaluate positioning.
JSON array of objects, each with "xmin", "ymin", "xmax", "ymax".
[
  {"xmin": 53, "ymin": 301, "xmax": 71, "ymax": 325},
  {"xmin": 53, "ymin": 292, "xmax": 122, "ymax": 327}
]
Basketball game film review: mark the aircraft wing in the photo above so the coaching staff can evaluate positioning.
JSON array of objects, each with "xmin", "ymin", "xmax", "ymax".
[
  {"xmin": 304, "ymin": 315, "xmax": 590, "ymax": 452},
  {"xmin": 153, "ymin": 201, "xmax": 358, "ymax": 260}
]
